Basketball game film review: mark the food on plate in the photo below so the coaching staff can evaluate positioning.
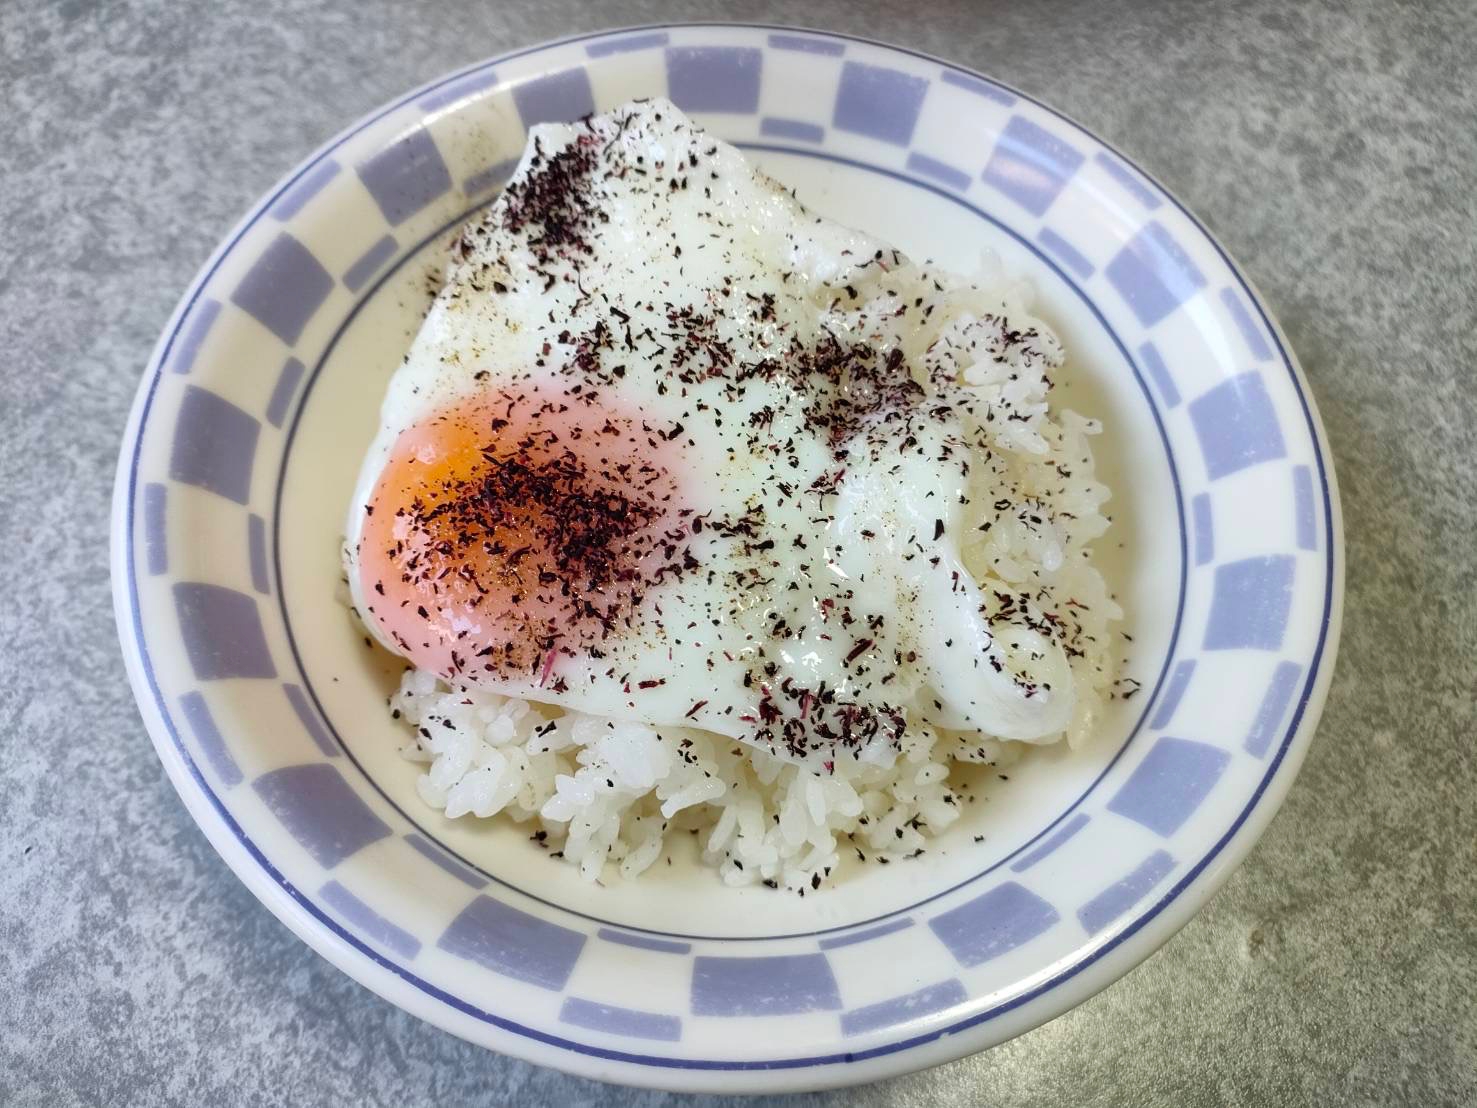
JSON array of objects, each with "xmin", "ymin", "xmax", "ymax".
[{"xmin": 345, "ymin": 99, "xmax": 1117, "ymax": 891}]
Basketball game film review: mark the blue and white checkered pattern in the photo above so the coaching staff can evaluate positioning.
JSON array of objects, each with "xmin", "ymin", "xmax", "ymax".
[{"xmin": 117, "ymin": 24, "xmax": 1336, "ymax": 1080}]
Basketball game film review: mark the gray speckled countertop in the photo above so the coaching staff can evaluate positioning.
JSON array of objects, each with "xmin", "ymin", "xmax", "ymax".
[{"xmin": 3, "ymin": 0, "xmax": 1475, "ymax": 1104}]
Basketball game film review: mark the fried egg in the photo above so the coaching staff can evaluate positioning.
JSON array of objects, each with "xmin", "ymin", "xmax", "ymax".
[{"xmin": 346, "ymin": 99, "xmax": 1080, "ymax": 768}]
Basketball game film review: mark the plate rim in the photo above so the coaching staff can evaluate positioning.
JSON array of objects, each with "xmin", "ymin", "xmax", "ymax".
[{"xmin": 110, "ymin": 20, "xmax": 1346, "ymax": 1093}]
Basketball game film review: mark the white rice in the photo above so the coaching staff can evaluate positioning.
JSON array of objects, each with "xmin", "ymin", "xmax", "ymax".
[{"xmin": 387, "ymin": 263, "xmax": 1118, "ymax": 892}]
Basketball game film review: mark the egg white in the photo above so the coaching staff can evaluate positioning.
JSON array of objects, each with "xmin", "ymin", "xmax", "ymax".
[{"xmin": 346, "ymin": 99, "xmax": 1077, "ymax": 766}]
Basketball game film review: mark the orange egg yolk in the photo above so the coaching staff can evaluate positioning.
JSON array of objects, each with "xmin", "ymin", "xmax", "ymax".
[{"xmin": 356, "ymin": 385, "xmax": 691, "ymax": 686}]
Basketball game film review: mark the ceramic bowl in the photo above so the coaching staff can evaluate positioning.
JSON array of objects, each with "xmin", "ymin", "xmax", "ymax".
[{"xmin": 112, "ymin": 24, "xmax": 1342, "ymax": 1092}]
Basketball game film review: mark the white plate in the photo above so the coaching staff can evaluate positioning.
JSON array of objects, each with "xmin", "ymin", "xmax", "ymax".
[{"xmin": 112, "ymin": 24, "xmax": 1343, "ymax": 1093}]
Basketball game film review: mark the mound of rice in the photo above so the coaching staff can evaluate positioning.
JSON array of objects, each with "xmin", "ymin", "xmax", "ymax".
[{"xmin": 387, "ymin": 261, "xmax": 1118, "ymax": 893}]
